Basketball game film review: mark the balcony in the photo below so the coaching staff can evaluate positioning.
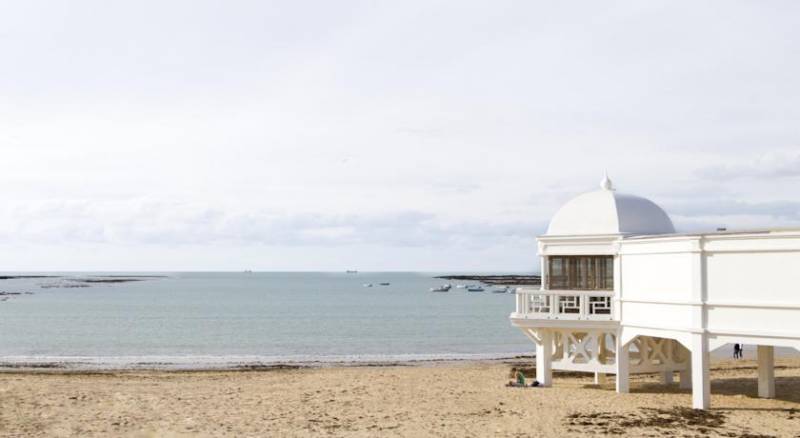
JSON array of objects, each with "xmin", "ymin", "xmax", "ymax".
[{"xmin": 514, "ymin": 288, "xmax": 615, "ymax": 321}]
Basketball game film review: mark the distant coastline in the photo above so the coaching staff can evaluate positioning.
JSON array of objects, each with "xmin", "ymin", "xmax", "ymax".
[{"xmin": 435, "ymin": 274, "xmax": 541, "ymax": 286}]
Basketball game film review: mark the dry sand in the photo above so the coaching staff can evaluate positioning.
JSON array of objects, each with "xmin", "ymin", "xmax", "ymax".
[{"xmin": 1, "ymin": 359, "xmax": 799, "ymax": 437}]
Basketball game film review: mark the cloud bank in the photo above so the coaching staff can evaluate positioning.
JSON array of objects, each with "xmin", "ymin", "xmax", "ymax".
[{"xmin": 0, "ymin": 1, "xmax": 799, "ymax": 270}]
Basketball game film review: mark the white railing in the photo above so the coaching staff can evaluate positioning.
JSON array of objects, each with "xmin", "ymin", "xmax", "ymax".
[{"xmin": 514, "ymin": 288, "xmax": 615, "ymax": 321}]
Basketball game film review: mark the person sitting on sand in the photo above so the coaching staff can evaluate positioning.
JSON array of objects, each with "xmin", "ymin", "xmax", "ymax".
[{"xmin": 506, "ymin": 370, "xmax": 527, "ymax": 387}]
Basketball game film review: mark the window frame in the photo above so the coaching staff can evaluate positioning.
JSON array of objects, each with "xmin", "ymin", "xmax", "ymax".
[{"xmin": 546, "ymin": 255, "xmax": 614, "ymax": 291}]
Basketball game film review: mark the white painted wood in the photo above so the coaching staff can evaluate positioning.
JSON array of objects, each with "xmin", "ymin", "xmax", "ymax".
[
  {"xmin": 594, "ymin": 372, "xmax": 606, "ymax": 385},
  {"xmin": 540, "ymin": 255, "xmax": 547, "ymax": 291},
  {"xmin": 509, "ymin": 318, "xmax": 618, "ymax": 330},
  {"xmin": 552, "ymin": 362, "xmax": 616, "ymax": 374},
  {"xmin": 536, "ymin": 330, "xmax": 553, "ymax": 387},
  {"xmin": 514, "ymin": 289, "xmax": 614, "ymax": 321},
  {"xmin": 613, "ymin": 252, "xmax": 622, "ymax": 321},
  {"xmin": 511, "ymin": 179, "xmax": 800, "ymax": 409},
  {"xmin": 691, "ymin": 334, "xmax": 710, "ymax": 409},
  {"xmin": 757, "ymin": 345, "xmax": 775, "ymax": 398},
  {"xmin": 615, "ymin": 338, "xmax": 629, "ymax": 393}
]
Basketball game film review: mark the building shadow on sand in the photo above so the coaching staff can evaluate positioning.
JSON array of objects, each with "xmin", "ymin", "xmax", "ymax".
[{"xmin": 621, "ymin": 373, "xmax": 800, "ymax": 406}]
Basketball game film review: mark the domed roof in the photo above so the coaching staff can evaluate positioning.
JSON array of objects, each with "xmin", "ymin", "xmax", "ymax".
[{"xmin": 546, "ymin": 175, "xmax": 675, "ymax": 236}]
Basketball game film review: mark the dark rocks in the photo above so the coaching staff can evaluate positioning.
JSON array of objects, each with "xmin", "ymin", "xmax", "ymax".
[
  {"xmin": 435, "ymin": 275, "xmax": 541, "ymax": 286},
  {"xmin": 0, "ymin": 291, "xmax": 33, "ymax": 301},
  {"xmin": 74, "ymin": 278, "xmax": 145, "ymax": 284}
]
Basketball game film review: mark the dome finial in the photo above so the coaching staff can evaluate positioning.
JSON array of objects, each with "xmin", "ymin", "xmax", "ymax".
[{"xmin": 600, "ymin": 172, "xmax": 614, "ymax": 191}]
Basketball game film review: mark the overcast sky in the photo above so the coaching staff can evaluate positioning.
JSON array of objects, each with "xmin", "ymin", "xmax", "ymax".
[{"xmin": 1, "ymin": 1, "xmax": 799, "ymax": 271}]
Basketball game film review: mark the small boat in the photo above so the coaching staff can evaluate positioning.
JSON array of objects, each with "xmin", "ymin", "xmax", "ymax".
[
  {"xmin": 455, "ymin": 284, "xmax": 466, "ymax": 289},
  {"xmin": 346, "ymin": 270, "xmax": 358, "ymax": 274},
  {"xmin": 430, "ymin": 284, "xmax": 452, "ymax": 292},
  {"xmin": 363, "ymin": 283, "xmax": 373, "ymax": 287},
  {"xmin": 467, "ymin": 285, "xmax": 485, "ymax": 292},
  {"xmin": 379, "ymin": 282, "xmax": 390, "ymax": 286},
  {"xmin": 492, "ymin": 286, "xmax": 509, "ymax": 293}
]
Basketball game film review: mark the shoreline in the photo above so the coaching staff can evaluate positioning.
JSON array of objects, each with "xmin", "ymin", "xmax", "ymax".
[
  {"xmin": 0, "ymin": 352, "xmax": 534, "ymax": 372},
  {"xmin": 4, "ymin": 347, "xmax": 797, "ymax": 372}
]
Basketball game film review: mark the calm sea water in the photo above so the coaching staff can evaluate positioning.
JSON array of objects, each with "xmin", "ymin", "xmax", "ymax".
[{"xmin": 0, "ymin": 272, "xmax": 531, "ymax": 368}]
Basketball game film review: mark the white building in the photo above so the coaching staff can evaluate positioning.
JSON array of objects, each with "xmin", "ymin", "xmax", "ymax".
[{"xmin": 510, "ymin": 175, "xmax": 800, "ymax": 409}]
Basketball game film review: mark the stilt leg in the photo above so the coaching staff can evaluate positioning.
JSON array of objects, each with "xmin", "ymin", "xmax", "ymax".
[
  {"xmin": 757, "ymin": 345, "xmax": 775, "ymax": 398},
  {"xmin": 679, "ymin": 367, "xmax": 692, "ymax": 389},
  {"xmin": 691, "ymin": 334, "xmax": 710, "ymax": 409},
  {"xmin": 594, "ymin": 372, "xmax": 606, "ymax": 385},
  {"xmin": 662, "ymin": 370, "xmax": 674, "ymax": 385},
  {"xmin": 616, "ymin": 338, "xmax": 629, "ymax": 393},
  {"xmin": 536, "ymin": 330, "xmax": 552, "ymax": 387}
]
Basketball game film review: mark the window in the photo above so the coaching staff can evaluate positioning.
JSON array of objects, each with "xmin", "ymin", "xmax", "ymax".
[{"xmin": 547, "ymin": 255, "xmax": 613, "ymax": 290}]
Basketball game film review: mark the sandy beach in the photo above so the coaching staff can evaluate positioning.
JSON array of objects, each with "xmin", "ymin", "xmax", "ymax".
[{"xmin": 1, "ymin": 358, "xmax": 799, "ymax": 437}]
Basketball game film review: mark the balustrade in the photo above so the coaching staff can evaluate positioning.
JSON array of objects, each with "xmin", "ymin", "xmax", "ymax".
[{"xmin": 514, "ymin": 288, "xmax": 614, "ymax": 321}]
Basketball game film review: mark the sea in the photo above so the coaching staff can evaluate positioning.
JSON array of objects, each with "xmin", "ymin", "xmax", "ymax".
[{"xmin": 0, "ymin": 272, "xmax": 532, "ymax": 369}]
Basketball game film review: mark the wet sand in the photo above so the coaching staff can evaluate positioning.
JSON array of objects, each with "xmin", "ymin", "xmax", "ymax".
[{"xmin": 1, "ymin": 358, "xmax": 799, "ymax": 437}]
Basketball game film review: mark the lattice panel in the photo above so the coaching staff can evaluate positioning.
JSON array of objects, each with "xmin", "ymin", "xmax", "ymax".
[
  {"xmin": 588, "ymin": 296, "xmax": 612, "ymax": 315},
  {"xmin": 628, "ymin": 336, "xmax": 690, "ymax": 372},
  {"xmin": 550, "ymin": 329, "xmax": 618, "ymax": 367},
  {"xmin": 529, "ymin": 294, "xmax": 551, "ymax": 314},
  {"xmin": 558, "ymin": 296, "xmax": 581, "ymax": 314}
]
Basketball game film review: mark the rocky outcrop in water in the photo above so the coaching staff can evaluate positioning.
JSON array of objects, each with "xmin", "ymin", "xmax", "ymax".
[
  {"xmin": 0, "ymin": 291, "xmax": 34, "ymax": 301},
  {"xmin": 435, "ymin": 275, "xmax": 541, "ymax": 286}
]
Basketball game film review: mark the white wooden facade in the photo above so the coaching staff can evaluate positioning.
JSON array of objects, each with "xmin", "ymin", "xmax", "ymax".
[{"xmin": 510, "ymin": 176, "xmax": 800, "ymax": 409}]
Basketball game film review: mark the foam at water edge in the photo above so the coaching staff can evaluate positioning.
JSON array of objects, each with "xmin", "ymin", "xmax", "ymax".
[{"xmin": 0, "ymin": 352, "xmax": 533, "ymax": 371}]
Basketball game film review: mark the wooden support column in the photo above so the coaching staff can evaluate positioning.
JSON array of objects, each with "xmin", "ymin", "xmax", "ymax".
[
  {"xmin": 757, "ymin": 345, "xmax": 775, "ymax": 398},
  {"xmin": 539, "ymin": 253, "xmax": 548, "ymax": 291},
  {"xmin": 688, "ymin": 238, "xmax": 709, "ymax": 409},
  {"xmin": 616, "ymin": 337, "xmax": 629, "ymax": 393},
  {"xmin": 536, "ymin": 330, "xmax": 553, "ymax": 387},
  {"xmin": 679, "ymin": 366, "xmax": 692, "ymax": 389},
  {"xmin": 691, "ymin": 334, "xmax": 710, "ymax": 409},
  {"xmin": 594, "ymin": 372, "xmax": 606, "ymax": 385},
  {"xmin": 663, "ymin": 341, "xmax": 675, "ymax": 385}
]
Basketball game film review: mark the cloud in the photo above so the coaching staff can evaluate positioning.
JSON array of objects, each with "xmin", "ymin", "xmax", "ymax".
[
  {"xmin": 668, "ymin": 198, "xmax": 800, "ymax": 220},
  {"xmin": 396, "ymin": 126, "xmax": 447, "ymax": 138},
  {"xmin": 697, "ymin": 150, "xmax": 800, "ymax": 181},
  {"xmin": 0, "ymin": 199, "xmax": 542, "ymax": 250},
  {"xmin": 1, "ymin": 1, "xmax": 800, "ymax": 269}
]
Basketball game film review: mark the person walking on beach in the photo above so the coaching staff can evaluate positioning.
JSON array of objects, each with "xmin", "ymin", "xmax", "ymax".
[{"xmin": 733, "ymin": 343, "xmax": 741, "ymax": 359}]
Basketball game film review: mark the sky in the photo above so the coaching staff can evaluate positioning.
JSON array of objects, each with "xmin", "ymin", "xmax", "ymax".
[{"xmin": 1, "ymin": 1, "xmax": 799, "ymax": 271}]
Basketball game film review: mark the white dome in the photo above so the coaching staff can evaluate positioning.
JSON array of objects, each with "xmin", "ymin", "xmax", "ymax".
[{"xmin": 546, "ymin": 176, "xmax": 675, "ymax": 236}]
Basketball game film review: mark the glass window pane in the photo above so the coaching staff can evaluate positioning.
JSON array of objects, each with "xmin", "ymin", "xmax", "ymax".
[{"xmin": 547, "ymin": 255, "xmax": 613, "ymax": 290}]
